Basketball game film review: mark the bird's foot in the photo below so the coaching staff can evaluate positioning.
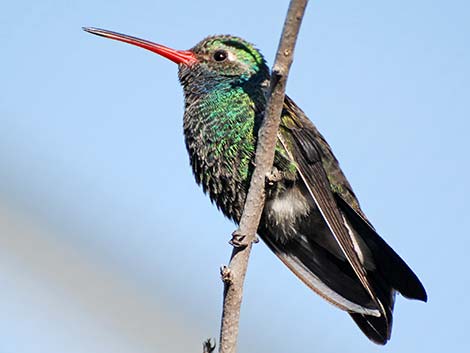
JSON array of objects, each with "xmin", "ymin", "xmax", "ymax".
[
  {"xmin": 229, "ymin": 229, "xmax": 259, "ymax": 248},
  {"xmin": 229, "ymin": 229, "xmax": 248, "ymax": 247},
  {"xmin": 266, "ymin": 167, "xmax": 283, "ymax": 186}
]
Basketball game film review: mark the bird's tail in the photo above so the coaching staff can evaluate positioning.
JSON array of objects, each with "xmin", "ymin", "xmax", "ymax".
[{"xmin": 258, "ymin": 195, "xmax": 426, "ymax": 344}]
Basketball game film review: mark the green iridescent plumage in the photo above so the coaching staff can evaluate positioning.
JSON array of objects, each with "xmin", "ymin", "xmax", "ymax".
[
  {"xmin": 84, "ymin": 28, "xmax": 427, "ymax": 346},
  {"xmin": 178, "ymin": 34, "xmax": 426, "ymax": 345},
  {"xmin": 179, "ymin": 36, "xmax": 269, "ymax": 220}
]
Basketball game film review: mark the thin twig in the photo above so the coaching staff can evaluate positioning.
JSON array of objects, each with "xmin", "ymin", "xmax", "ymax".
[
  {"xmin": 216, "ymin": 1, "xmax": 309, "ymax": 353},
  {"xmin": 203, "ymin": 339, "xmax": 216, "ymax": 353}
]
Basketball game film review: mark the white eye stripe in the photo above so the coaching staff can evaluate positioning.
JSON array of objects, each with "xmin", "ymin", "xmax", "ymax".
[
  {"xmin": 227, "ymin": 51, "xmax": 237, "ymax": 61},
  {"xmin": 226, "ymin": 51, "xmax": 253, "ymax": 72}
]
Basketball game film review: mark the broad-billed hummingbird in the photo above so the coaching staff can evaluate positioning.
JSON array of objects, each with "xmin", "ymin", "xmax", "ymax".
[{"xmin": 83, "ymin": 27, "xmax": 427, "ymax": 344}]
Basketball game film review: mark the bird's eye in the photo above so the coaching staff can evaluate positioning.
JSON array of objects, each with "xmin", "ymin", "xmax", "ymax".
[{"xmin": 213, "ymin": 50, "xmax": 228, "ymax": 62}]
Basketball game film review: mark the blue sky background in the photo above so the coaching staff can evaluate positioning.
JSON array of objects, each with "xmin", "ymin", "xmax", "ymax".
[{"xmin": 1, "ymin": 1, "xmax": 469, "ymax": 352}]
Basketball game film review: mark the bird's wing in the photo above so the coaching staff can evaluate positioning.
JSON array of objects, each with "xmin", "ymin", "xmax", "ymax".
[
  {"xmin": 334, "ymin": 193, "xmax": 427, "ymax": 302},
  {"xmin": 276, "ymin": 96, "xmax": 386, "ymax": 318},
  {"xmin": 262, "ymin": 97, "xmax": 426, "ymax": 344}
]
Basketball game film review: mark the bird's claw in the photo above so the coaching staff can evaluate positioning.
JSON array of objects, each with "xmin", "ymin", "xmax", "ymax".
[
  {"xmin": 229, "ymin": 229, "xmax": 258, "ymax": 247},
  {"xmin": 229, "ymin": 229, "xmax": 248, "ymax": 247}
]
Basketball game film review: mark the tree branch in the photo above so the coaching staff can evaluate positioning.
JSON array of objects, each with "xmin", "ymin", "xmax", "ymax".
[{"xmin": 215, "ymin": 1, "xmax": 309, "ymax": 353}]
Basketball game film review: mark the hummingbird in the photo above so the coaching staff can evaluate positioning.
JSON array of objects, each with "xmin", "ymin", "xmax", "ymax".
[{"xmin": 83, "ymin": 27, "xmax": 427, "ymax": 344}]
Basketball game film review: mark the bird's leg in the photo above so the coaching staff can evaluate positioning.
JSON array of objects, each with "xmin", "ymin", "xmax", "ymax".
[{"xmin": 229, "ymin": 167, "xmax": 283, "ymax": 248}]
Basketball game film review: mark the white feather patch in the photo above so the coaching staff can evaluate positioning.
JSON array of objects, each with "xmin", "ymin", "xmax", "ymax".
[
  {"xmin": 265, "ymin": 187, "xmax": 310, "ymax": 243},
  {"xmin": 342, "ymin": 214, "xmax": 365, "ymax": 265}
]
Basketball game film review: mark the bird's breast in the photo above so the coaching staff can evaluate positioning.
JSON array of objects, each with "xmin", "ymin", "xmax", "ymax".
[
  {"xmin": 182, "ymin": 90, "xmax": 260, "ymax": 222},
  {"xmin": 184, "ymin": 121, "xmax": 255, "ymax": 223}
]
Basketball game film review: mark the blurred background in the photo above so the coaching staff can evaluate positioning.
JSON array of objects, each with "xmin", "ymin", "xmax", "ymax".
[{"xmin": 1, "ymin": 0, "xmax": 469, "ymax": 352}]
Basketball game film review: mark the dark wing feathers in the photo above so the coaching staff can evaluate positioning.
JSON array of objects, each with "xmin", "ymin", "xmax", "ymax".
[
  {"xmin": 260, "ymin": 227, "xmax": 379, "ymax": 311},
  {"xmin": 335, "ymin": 194, "xmax": 428, "ymax": 301},
  {"xmin": 268, "ymin": 96, "xmax": 426, "ymax": 344},
  {"xmin": 278, "ymin": 104, "xmax": 384, "ymax": 309},
  {"xmin": 350, "ymin": 312, "xmax": 393, "ymax": 345},
  {"xmin": 289, "ymin": 125, "xmax": 321, "ymax": 163}
]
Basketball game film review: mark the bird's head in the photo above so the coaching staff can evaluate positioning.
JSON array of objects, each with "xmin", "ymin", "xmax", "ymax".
[{"xmin": 83, "ymin": 28, "xmax": 270, "ymax": 93}]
